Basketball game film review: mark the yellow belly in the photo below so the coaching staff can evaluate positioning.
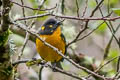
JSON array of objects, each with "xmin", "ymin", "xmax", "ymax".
[{"xmin": 36, "ymin": 34, "xmax": 65, "ymax": 62}]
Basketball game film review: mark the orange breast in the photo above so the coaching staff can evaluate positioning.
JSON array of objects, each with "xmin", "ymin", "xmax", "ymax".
[{"xmin": 36, "ymin": 27, "xmax": 66, "ymax": 62}]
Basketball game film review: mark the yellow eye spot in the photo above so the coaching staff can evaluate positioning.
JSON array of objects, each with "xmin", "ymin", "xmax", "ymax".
[
  {"xmin": 51, "ymin": 30, "xmax": 53, "ymax": 32},
  {"xmin": 49, "ymin": 25, "xmax": 53, "ymax": 28},
  {"xmin": 41, "ymin": 26, "xmax": 45, "ymax": 30}
]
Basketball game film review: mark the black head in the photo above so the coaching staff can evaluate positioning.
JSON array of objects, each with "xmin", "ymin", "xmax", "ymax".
[{"xmin": 39, "ymin": 18, "xmax": 61, "ymax": 35}]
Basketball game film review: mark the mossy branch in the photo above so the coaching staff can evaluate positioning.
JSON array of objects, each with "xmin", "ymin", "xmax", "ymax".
[{"xmin": 0, "ymin": 0, "xmax": 13, "ymax": 80}]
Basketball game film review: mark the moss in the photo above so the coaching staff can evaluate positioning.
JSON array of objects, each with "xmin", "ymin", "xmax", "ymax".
[
  {"xmin": 0, "ymin": 64, "xmax": 13, "ymax": 80},
  {"xmin": 0, "ymin": 30, "xmax": 11, "ymax": 47}
]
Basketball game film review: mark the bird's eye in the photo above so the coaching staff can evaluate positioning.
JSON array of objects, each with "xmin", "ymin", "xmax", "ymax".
[
  {"xmin": 41, "ymin": 26, "xmax": 45, "ymax": 30},
  {"xmin": 51, "ymin": 30, "xmax": 53, "ymax": 32},
  {"xmin": 49, "ymin": 25, "xmax": 53, "ymax": 28}
]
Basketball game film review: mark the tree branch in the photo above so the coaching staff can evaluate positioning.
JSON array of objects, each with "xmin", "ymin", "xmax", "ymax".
[
  {"xmin": 11, "ymin": 22, "xmax": 107, "ymax": 80},
  {"xmin": 13, "ymin": 59, "xmax": 86, "ymax": 80}
]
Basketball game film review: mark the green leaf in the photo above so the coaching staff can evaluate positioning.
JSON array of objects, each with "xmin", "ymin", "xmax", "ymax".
[
  {"xmin": 95, "ymin": 21, "xmax": 107, "ymax": 34},
  {"xmin": 0, "ymin": 30, "xmax": 11, "ymax": 46},
  {"xmin": 106, "ymin": 69, "xmax": 116, "ymax": 77},
  {"xmin": 108, "ymin": 49, "xmax": 119, "ymax": 63},
  {"xmin": 104, "ymin": 0, "xmax": 119, "ymax": 6},
  {"xmin": 29, "ymin": 0, "xmax": 38, "ymax": 8},
  {"xmin": 88, "ymin": 0, "xmax": 96, "ymax": 8},
  {"xmin": 112, "ymin": 8, "xmax": 120, "ymax": 16},
  {"xmin": 36, "ymin": 11, "xmax": 48, "ymax": 21}
]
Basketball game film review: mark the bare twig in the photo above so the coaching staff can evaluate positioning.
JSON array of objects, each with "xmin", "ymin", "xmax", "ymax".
[
  {"xmin": 97, "ymin": 56, "xmax": 119, "ymax": 72},
  {"xmin": 17, "ymin": 0, "xmax": 48, "ymax": 60},
  {"xmin": 76, "ymin": 0, "xmax": 80, "ymax": 17},
  {"xmin": 77, "ymin": 22, "xmax": 104, "ymax": 41},
  {"xmin": 14, "ymin": 13, "xmax": 51, "ymax": 22},
  {"xmin": 66, "ymin": 26, "xmax": 87, "ymax": 47},
  {"xmin": 114, "ymin": 71, "xmax": 120, "ymax": 80},
  {"xmin": 20, "ymin": 0, "xmax": 26, "ymax": 24},
  {"xmin": 17, "ymin": 0, "xmax": 28, "ymax": 60},
  {"xmin": 86, "ymin": 23, "xmax": 120, "ymax": 79},
  {"xmin": 14, "ymin": 13, "xmax": 120, "ymax": 22},
  {"xmin": 104, "ymin": 23, "xmax": 120, "ymax": 59},
  {"xmin": 10, "ymin": 0, "xmax": 56, "ymax": 11},
  {"xmin": 12, "ymin": 0, "xmax": 119, "ymax": 22},
  {"xmin": 47, "ymin": 64, "xmax": 86, "ymax": 80},
  {"xmin": 85, "ymin": 0, "xmax": 119, "ymax": 79},
  {"xmin": 82, "ymin": 0, "xmax": 88, "ymax": 17},
  {"xmin": 95, "ymin": 0, "xmax": 119, "ymax": 59},
  {"xmin": 67, "ymin": 0, "xmax": 104, "ymax": 47},
  {"xmin": 117, "ymin": 57, "xmax": 120, "ymax": 72},
  {"xmin": 13, "ymin": 59, "xmax": 86, "ymax": 80},
  {"xmin": 90, "ymin": 0, "xmax": 104, "ymax": 17},
  {"xmin": 106, "ymin": 22, "xmax": 119, "ymax": 47},
  {"xmin": 18, "ymin": 32, "xmax": 30, "ymax": 60},
  {"xmin": 39, "ymin": 66, "xmax": 44, "ymax": 80},
  {"xmin": 12, "ymin": 59, "xmax": 34, "ymax": 66},
  {"xmin": 61, "ymin": 0, "xmax": 65, "ymax": 14},
  {"xmin": 86, "ymin": 56, "xmax": 119, "ymax": 79},
  {"xmin": 38, "ymin": 0, "xmax": 46, "ymax": 9}
]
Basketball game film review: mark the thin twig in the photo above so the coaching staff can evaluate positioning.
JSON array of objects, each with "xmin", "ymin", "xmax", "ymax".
[
  {"xmin": 10, "ymin": 0, "xmax": 56, "ymax": 11},
  {"xmin": 61, "ymin": 0, "xmax": 65, "ymax": 14},
  {"xmin": 39, "ymin": 66, "xmax": 44, "ymax": 80},
  {"xmin": 76, "ymin": 0, "xmax": 80, "ymax": 17},
  {"xmin": 14, "ymin": 13, "xmax": 51, "ymax": 22},
  {"xmin": 67, "ymin": 0, "xmax": 104, "ymax": 47},
  {"xmin": 47, "ymin": 64, "xmax": 86, "ymax": 80},
  {"xmin": 18, "ymin": 32, "xmax": 30, "ymax": 60},
  {"xmin": 95, "ymin": 0, "xmax": 120, "ymax": 58},
  {"xmin": 13, "ymin": 59, "xmax": 86, "ymax": 80},
  {"xmin": 96, "ymin": 56, "xmax": 119, "ymax": 72},
  {"xmin": 114, "ymin": 71, "xmax": 120, "ymax": 80},
  {"xmin": 20, "ymin": 0, "xmax": 26, "ymax": 24},
  {"xmin": 66, "ymin": 26, "xmax": 87, "ymax": 47},
  {"xmin": 18, "ymin": 0, "xmax": 46, "ymax": 60},
  {"xmin": 86, "ymin": 23, "xmax": 120, "ymax": 79},
  {"xmin": 86, "ymin": 56, "xmax": 119, "ymax": 79},
  {"xmin": 14, "ymin": 13, "xmax": 120, "ymax": 22},
  {"xmin": 85, "ymin": 0, "xmax": 119, "ymax": 79},
  {"xmin": 90, "ymin": 0, "xmax": 104, "ymax": 17},
  {"xmin": 12, "ymin": 59, "xmax": 33, "ymax": 66},
  {"xmin": 82, "ymin": 0, "xmax": 88, "ymax": 17},
  {"xmin": 117, "ymin": 57, "xmax": 120, "ymax": 72},
  {"xmin": 77, "ymin": 22, "xmax": 104, "ymax": 41},
  {"xmin": 104, "ymin": 23, "xmax": 120, "ymax": 59},
  {"xmin": 38, "ymin": 0, "xmax": 46, "ymax": 9},
  {"xmin": 17, "ymin": 0, "xmax": 28, "ymax": 60},
  {"xmin": 106, "ymin": 22, "xmax": 120, "ymax": 48}
]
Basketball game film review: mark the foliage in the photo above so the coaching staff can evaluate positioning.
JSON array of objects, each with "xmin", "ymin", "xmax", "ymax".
[
  {"xmin": 0, "ymin": 30, "xmax": 12, "ymax": 47},
  {"xmin": 112, "ymin": 8, "xmax": 120, "ymax": 16}
]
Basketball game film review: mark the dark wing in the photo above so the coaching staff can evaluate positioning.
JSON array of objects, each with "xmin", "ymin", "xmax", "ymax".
[
  {"xmin": 59, "ymin": 33, "xmax": 67, "ymax": 62},
  {"xmin": 60, "ymin": 33, "xmax": 67, "ymax": 55}
]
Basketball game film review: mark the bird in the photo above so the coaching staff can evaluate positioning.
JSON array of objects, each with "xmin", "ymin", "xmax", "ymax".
[{"xmin": 36, "ymin": 18, "xmax": 66, "ymax": 66}]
